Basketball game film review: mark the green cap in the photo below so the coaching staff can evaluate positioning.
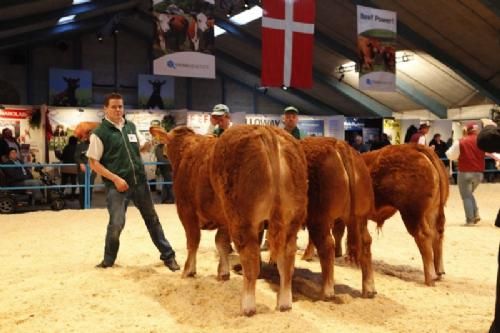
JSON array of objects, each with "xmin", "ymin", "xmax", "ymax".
[{"xmin": 284, "ymin": 106, "xmax": 299, "ymax": 114}]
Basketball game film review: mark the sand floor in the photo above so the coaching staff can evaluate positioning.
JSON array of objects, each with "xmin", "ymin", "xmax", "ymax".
[{"xmin": 0, "ymin": 183, "xmax": 499, "ymax": 333}]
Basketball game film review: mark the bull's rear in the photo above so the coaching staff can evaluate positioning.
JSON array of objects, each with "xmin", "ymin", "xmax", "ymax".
[{"xmin": 212, "ymin": 125, "xmax": 308, "ymax": 316}]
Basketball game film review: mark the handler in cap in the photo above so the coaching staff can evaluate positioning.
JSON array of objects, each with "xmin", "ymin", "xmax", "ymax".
[
  {"xmin": 283, "ymin": 106, "xmax": 303, "ymax": 140},
  {"xmin": 211, "ymin": 104, "xmax": 231, "ymax": 137}
]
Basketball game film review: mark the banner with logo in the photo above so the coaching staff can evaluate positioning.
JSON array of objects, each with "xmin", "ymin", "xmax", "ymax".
[
  {"xmin": 357, "ymin": 5, "xmax": 396, "ymax": 92},
  {"xmin": 153, "ymin": 0, "xmax": 215, "ymax": 79}
]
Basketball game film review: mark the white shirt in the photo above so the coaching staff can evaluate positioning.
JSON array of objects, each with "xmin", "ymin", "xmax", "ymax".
[
  {"xmin": 86, "ymin": 118, "xmax": 147, "ymax": 161},
  {"xmin": 418, "ymin": 135, "xmax": 426, "ymax": 146},
  {"xmin": 445, "ymin": 140, "xmax": 460, "ymax": 161}
]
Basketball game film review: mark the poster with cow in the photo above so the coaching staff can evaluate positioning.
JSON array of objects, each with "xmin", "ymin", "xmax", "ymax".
[
  {"xmin": 138, "ymin": 74, "xmax": 175, "ymax": 110},
  {"xmin": 152, "ymin": 0, "xmax": 216, "ymax": 79},
  {"xmin": 49, "ymin": 68, "xmax": 92, "ymax": 107},
  {"xmin": 357, "ymin": 5, "xmax": 396, "ymax": 92}
]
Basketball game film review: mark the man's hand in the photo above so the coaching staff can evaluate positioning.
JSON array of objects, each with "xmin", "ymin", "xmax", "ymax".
[
  {"xmin": 113, "ymin": 176, "xmax": 129, "ymax": 192},
  {"xmin": 79, "ymin": 163, "xmax": 86, "ymax": 173}
]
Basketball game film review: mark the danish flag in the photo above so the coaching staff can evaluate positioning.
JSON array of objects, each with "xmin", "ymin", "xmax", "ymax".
[{"xmin": 261, "ymin": 0, "xmax": 315, "ymax": 88}]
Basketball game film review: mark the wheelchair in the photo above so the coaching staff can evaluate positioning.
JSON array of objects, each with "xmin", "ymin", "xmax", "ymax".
[{"xmin": 0, "ymin": 166, "xmax": 66, "ymax": 214}]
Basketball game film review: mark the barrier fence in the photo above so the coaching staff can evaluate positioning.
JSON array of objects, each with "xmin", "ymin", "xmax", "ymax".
[{"xmin": 0, "ymin": 158, "xmax": 498, "ymax": 211}]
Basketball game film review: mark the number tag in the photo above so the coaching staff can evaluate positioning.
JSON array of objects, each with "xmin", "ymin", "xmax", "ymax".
[{"xmin": 128, "ymin": 134, "xmax": 138, "ymax": 142}]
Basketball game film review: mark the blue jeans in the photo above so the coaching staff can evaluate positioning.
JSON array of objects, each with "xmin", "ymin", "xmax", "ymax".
[
  {"xmin": 102, "ymin": 182, "xmax": 175, "ymax": 265},
  {"xmin": 457, "ymin": 172, "xmax": 482, "ymax": 223}
]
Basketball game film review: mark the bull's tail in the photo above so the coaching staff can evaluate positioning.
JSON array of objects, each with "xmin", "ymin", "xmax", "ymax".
[
  {"xmin": 259, "ymin": 128, "xmax": 283, "ymax": 261},
  {"xmin": 338, "ymin": 143, "xmax": 361, "ymax": 265},
  {"xmin": 413, "ymin": 144, "xmax": 449, "ymax": 231}
]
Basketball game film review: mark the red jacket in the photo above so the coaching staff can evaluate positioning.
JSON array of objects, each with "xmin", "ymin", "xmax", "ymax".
[{"xmin": 458, "ymin": 134, "xmax": 485, "ymax": 172}]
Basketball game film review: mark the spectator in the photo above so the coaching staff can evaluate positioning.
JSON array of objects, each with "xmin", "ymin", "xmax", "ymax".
[
  {"xmin": 74, "ymin": 130, "xmax": 96, "ymax": 209},
  {"xmin": 410, "ymin": 123, "xmax": 431, "ymax": 145},
  {"xmin": 0, "ymin": 128, "xmax": 21, "ymax": 163},
  {"xmin": 404, "ymin": 124, "xmax": 418, "ymax": 143},
  {"xmin": 429, "ymin": 133, "xmax": 448, "ymax": 159},
  {"xmin": 210, "ymin": 104, "xmax": 231, "ymax": 137},
  {"xmin": 57, "ymin": 136, "xmax": 78, "ymax": 200},
  {"xmin": 2, "ymin": 148, "xmax": 43, "ymax": 202},
  {"xmin": 370, "ymin": 133, "xmax": 391, "ymax": 150},
  {"xmin": 155, "ymin": 143, "xmax": 174, "ymax": 204},
  {"xmin": 352, "ymin": 134, "xmax": 370, "ymax": 153}
]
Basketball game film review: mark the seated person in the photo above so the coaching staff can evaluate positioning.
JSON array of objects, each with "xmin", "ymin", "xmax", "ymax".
[{"xmin": 3, "ymin": 148, "xmax": 43, "ymax": 202}]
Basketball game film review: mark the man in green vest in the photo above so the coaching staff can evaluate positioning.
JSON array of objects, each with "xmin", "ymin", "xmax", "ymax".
[{"xmin": 87, "ymin": 92, "xmax": 179, "ymax": 271}]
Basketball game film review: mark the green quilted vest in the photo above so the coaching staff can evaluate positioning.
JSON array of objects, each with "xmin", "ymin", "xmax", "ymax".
[{"xmin": 93, "ymin": 119, "xmax": 147, "ymax": 188}]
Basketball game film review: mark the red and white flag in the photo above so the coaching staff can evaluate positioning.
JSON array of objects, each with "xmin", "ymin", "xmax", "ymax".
[{"xmin": 261, "ymin": 0, "xmax": 315, "ymax": 88}]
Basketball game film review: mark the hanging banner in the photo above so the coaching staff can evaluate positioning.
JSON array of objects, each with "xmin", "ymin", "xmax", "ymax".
[
  {"xmin": 261, "ymin": 0, "xmax": 315, "ymax": 88},
  {"xmin": 357, "ymin": 5, "xmax": 396, "ymax": 92},
  {"xmin": 153, "ymin": 0, "xmax": 215, "ymax": 79}
]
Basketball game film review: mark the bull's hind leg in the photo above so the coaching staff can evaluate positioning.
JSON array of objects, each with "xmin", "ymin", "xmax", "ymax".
[
  {"xmin": 432, "ymin": 210, "xmax": 446, "ymax": 278},
  {"xmin": 275, "ymin": 224, "xmax": 300, "ymax": 311},
  {"xmin": 178, "ymin": 210, "xmax": 200, "ymax": 278},
  {"xmin": 403, "ymin": 213, "xmax": 438, "ymax": 286},
  {"xmin": 308, "ymin": 220, "xmax": 335, "ymax": 300},
  {"xmin": 301, "ymin": 236, "xmax": 316, "ymax": 261},
  {"xmin": 333, "ymin": 219, "xmax": 346, "ymax": 258},
  {"xmin": 215, "ymin": 227, "xmax": 231, "ymax": 281},
  {"xmin": 358, "ymin": 217, "xmax": 376, "ymax": 298},
  {"xmin": 236, "ymin": 232, "xmax": 261, "ymax": 316}
]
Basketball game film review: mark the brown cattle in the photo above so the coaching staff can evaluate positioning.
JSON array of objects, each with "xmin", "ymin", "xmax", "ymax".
[
  {"xmin": 211, "ymin": 125, "xmax": 308, "ymax": 315},
  {"xmin": 151, "ymin": 125, "xmax": 308, "ymax": 316},
  {"xmin": 300, "ymin": 137, "xmax": 376, "ymax": 299},
  {"xmin": 150, "ymin": 126, "xmax": 231, "ymax": 281},
  {"xmin": 362, "ymin": 143, "xmax": 449, "ymax": 286}
]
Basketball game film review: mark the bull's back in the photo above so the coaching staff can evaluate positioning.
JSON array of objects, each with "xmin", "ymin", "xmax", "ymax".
[
  {"xmin": 213, "ymin": 125, "xmax": 307, "ymax": 224},
  {"xmin": 363, "ymin": 145, "xmax": 438, "ymax": 211}
]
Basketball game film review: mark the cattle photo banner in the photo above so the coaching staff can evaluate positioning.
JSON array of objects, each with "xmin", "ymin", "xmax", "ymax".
[
  {"xmin": 357, "ymin": 5, "xmax": 396, "ymax": 92},
  {"xmin": 152, "ymin": 0, "xmax": 215, "ymax": 79}
]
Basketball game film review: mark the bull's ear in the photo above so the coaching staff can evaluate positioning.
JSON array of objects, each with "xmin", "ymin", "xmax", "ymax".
[{"xmin": 150, "ymin": 126, "xmax": 170, "ymax": 144}]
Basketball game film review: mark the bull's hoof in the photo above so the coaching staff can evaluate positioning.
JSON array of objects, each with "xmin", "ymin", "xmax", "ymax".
[
  {"xmin": 232, "ymin": 263, "xmax": 243, "ymax": 274},
  {"xmin": 277, "ymin": 304, "xmax": 292, "ymax": 312},
  {"xmin": 323, "ymin": 292, "xmax": 336, "ymax": 301},
  {"xmin": 301, "ymin": 253, "xmax": 314, "ymax": 261},
  {"xmin": 425, "ymin": 280, "xmax": 436, "ymax": 287},
  {"xmin": 242, "ymin": 308, "xmax": 256, "ymax": 317},
  {"xmin": 362, "ymin": 290, "xmax": 377, "ymax": 298},
  {"xmin": 182, "ymin": 271, "xmax": 196, "ymax": 278},
  {"xmin": 217, "ymin": 273, "xmax": 230, "ymax": 281}
]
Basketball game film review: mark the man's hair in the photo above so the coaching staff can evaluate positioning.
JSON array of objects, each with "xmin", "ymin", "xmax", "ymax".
[
  {"xmin": 104, "ymin": 92, "xmax": 123, "ymax": 106},
  {"xmin": 8, "ymin": 147, "xmax": 17, "ymax": 154}
]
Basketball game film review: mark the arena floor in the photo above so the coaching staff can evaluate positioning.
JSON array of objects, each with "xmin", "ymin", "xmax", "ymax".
[{"xmin": 0, "ymin": 184, "xmax": 498, "ymax": 333}]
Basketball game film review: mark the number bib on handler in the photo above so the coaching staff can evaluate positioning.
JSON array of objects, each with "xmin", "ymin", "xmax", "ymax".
[{"xmin": 128, "ymin": 134, "xmax": 138, "ymax": 143}]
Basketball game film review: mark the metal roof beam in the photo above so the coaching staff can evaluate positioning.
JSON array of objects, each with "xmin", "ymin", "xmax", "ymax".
[
  {"xmin": 355, "ymin": 0, "xmax": 500, "ymax": 104},
  {"xmin": 216, "ymin": 50, "xmax": 340, "ymax": 116},
  {"xmin": 216, "ymin": 17, "xmax": 390, "ymax": 117},
  {"xmin": 315, "ymin": 30, "xmax": 446, "ymax": 118}
]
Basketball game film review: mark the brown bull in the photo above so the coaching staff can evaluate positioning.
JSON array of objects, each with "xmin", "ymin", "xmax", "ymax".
[
  {"xmin": 362, "ymin": 143, "xmax": 449, "ymax": 286},
  {"xmin": 150, "ymin": 126, "xmax": 231, "ymax": 281},
  {"xmin": 212, "ymin": 125, "xmax": 308, "ymax": 315},
  {"xmin": 300, "ymin": 137, "xmax": 376, "ymax": 298}
]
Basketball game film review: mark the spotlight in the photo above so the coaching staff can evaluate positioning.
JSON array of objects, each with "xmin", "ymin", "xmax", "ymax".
[
  {"xmin": 97, "ymin": 32, "xmax": 103, "ymax": 42},
  {"xmin": 226, "ymin": 13, "xmax": 231, "ymax": 18},
  {"xmin": 113, "ymin": 27, "xmax": 119, "ymax": 35},
  {"xmin": 282, "ymin": 85, "xmax": 288, "ymax": 90}
]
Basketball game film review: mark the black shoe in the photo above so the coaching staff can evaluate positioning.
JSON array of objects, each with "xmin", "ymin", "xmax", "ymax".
[
  {"xmin": 164, "ymin": 257, "xmax": 180, "ymax": 271},
  {"xmin": 95, "ymin": 261, "xmax": 113, "ymax": 268}
]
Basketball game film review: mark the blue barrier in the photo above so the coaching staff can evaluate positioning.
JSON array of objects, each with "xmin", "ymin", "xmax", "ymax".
[{"xmin": 0, "ymin": 161, "xmax": 172, "ymax": 210}]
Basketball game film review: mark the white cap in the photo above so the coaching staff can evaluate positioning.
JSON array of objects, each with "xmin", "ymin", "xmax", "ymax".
[{"xmin": 212, "ymin": 104, "xmax": 230, "ymax": 116}]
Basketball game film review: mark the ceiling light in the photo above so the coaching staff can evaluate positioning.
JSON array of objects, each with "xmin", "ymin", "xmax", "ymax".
[
  {"xmin": 230, "ymin": 6, "xmax": 262, "ymax": 25},
  {"xmin": 73, "ymin": 0, "xmax": 90, "ymax": 4},
  {"xmin": 58, "ymin": 15, "xmax": 76, "ymax": 25},
  {"xmin": 282, "ymin": 85, "xmax": 288, "ymax": 90},
  {"xmin": 214, "ymin": 25, "xmax": 226, "ymax": 37}
]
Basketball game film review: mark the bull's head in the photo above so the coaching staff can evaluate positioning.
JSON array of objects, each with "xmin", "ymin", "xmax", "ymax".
[{"xmin": 74, "ymin": 121, "xmax": 100, "ymax": 140}]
